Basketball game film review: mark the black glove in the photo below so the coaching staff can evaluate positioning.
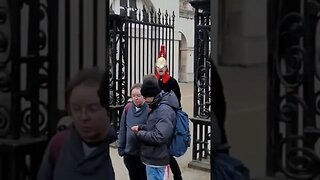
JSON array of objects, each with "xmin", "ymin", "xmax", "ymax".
[{"xmin": 118, "ymin": 148, "xmax": 125, "ymax": 157}]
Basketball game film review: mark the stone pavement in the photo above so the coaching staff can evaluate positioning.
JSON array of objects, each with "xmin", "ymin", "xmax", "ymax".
[{"xmin": 110, "ymin": 64, "xmax": 268, "ymax": 179}]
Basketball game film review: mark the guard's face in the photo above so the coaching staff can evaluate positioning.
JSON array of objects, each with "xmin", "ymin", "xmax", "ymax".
[
  {"xmin": 69, "ymin": 83, "xmax": 109, "ymax": 142},
  {"xmin": 131, "ymin": 87, "xmax": 145, "ymax": 107},
  {"xmin": 156, "ymin": 66, "xmax": 167, "ymax": 76}
]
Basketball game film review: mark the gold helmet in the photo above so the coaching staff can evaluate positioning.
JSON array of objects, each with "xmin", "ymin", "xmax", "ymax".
[{"xmin": 156, "ymin": 57, "xmax": 167, "ymax": 69}]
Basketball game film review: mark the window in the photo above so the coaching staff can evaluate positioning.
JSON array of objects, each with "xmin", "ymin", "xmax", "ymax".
[{"xmin": 120, "ymin": 0, "xmax": 136, "ymax": 17}]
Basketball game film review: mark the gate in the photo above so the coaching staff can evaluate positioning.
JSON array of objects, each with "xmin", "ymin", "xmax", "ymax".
[
  {"xmin": 0, "ymin": 0, "xmax": 175, "ymax": 179},
  {"xmin": 0, "ymin": 0, "xmax": 110, "ymax": 179},
  {"xmin": 108, "ymin": 6, "xmax": 176, "ymax": 130},
  {"xmin": 0, "ymin": 0, "xmax": 60, "ymax": 179},
  {"xmin": 267, "ymin": 0, "xmax": 320, "ymax": 179},
  {"xmin": 188, "ymin": 0, "xmax": 227, "ymax": 172}
]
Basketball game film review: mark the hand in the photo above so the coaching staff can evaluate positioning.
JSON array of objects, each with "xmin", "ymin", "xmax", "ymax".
[
  {"xmin": 118, "ymin": 148, "xmax": 125, "ymax": 157},
  {"xmin": 131, "ymin": 125, "xmax": 139, "ymax": 133}
]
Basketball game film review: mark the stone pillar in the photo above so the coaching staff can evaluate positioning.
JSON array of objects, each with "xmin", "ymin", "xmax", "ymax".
[{"xmin": 221, "ymin": 0, "xmax": 267, "ymax": 66}]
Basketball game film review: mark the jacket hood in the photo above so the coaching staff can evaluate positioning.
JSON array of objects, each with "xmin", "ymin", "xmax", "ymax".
[{"xmin": 159, "ymin": 91, "xmax": 180, "ymax": 110}]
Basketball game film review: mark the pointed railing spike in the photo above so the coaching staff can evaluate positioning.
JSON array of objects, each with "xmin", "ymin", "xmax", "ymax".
[
  {"xmin": 158, "ymin": 8, "xmax": 161, "ymax": 24},
  {"xmin": 165, "ymin": 10, "xmax": 169, "ymax": 25}
]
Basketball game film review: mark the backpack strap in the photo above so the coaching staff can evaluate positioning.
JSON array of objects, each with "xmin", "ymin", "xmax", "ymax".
[
  {"xmin": 158, "ymin": 101, "xmax": 181, "ymax": 112},
  {"xmin": 124, "ymin": 102, "xmax": 131, "ymax": 114},
  {"xmin": 49, "ymin": 130, "xmax": 70, "ymax": 168},
  {"xmin": 123, "ymin": 102, "xmax": 132, "ymax": 127},
  {"xmin": 119, "ymin": 102, "xmax": 131, "ymax": 147}
]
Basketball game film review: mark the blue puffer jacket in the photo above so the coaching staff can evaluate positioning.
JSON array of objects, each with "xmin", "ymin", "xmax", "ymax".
[{"xmin": 137, "ymin": 91, "xmax": 179, "ymax": 166}]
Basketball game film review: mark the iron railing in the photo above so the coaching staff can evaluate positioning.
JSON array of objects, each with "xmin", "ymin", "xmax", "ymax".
[
  {"xmin": 188, "ymin": 0, "xmax": 227, "ymax": 172},
  {"xmin": 0, "ymin": 0, "xmax": 176, "ymax": 178},
  {"xmin": 267, "ymin": 0, "xmax": 320, "ymax": 179},
  {"xmin": 108, "ymin": 6, "xmax": 176, "ymax": 131},
  {"xmin": 188, "ymin": 0, "xmax": 228, "ymax": 172},
  {"xmin": 0, "ymin": 0, "xmax": 109, "ymax": 179},
  {"xmin": 0, "ymin": 0, "xmax": 59, "ymax": 179}
]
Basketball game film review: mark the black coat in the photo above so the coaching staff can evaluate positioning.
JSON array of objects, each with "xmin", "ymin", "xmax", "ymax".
[{"xmin": 158, "ymin": 76, "xmax": 181, "ymax": 107}]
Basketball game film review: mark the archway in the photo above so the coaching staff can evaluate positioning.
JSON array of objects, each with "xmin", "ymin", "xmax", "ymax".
[{"xmin": 179, "ymin": 32, "xmax": 193, "ymax": 82}]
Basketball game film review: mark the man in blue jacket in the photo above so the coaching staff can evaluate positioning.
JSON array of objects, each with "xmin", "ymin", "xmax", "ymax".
[{"xmin": 131, "ymin": 74, "xmax": 179, "ymax": 180}]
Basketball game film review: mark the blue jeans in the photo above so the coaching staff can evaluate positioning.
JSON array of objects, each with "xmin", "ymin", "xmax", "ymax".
[{"xmin": 145, "ymin": 165, "xmax": 166, "ymax": 180}]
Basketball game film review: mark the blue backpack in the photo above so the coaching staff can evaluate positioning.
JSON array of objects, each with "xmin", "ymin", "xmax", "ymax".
[{"xmin": 168, "ymin": 107, "xmax": 191, "ymax": 157}]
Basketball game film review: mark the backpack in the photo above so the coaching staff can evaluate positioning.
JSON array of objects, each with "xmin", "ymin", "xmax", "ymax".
[{"xmin": 167, "ymin": 107, "xmax": 191, "ymax": 157}]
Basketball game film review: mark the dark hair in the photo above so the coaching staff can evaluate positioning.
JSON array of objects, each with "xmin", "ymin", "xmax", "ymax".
[
  {"xmin": 65, "ymin": 67, "xmax": 109, "ymax": 112},
  {"xmin": 130, "ymin": 83, "xmax": 142, "ymax": 95}
]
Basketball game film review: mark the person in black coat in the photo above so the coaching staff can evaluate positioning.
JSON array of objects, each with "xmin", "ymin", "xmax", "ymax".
[
  {"xmin": 154, "ymin": 45, "xmax": 183, "ymax": 180},
  {"xmin": 155, "ymin": 54, "xmax": 181, "ymax": 106}
]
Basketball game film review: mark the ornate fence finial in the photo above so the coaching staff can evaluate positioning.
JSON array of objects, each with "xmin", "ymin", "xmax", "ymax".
[
  {"xmin": 142, "ymin": 5, "xmax": 148, "ymax": 22},
  {"xmin": 172, "ymin": 11, "xmax": 175, "ymax": 26},
  {"xmin": 158, "ymin": 8, "xmax": 161, "ymax": 24},
  {"xmin": 123, "ymin": 4, "xmax": 128, "ymax": 16},
  {"xmin": 138, "ymin": 8, "xmax": 141, "ymax": 21},
  {"xmin": 154, "ymin": 8, "xmax": 157, "ymax": 24},
  {"xmin": 133, "ymin": 6, "xmax": 138, "ymax": 20},
  {"xmin": 150, "ymin": 7, "xmax": 154, "ymax": 23},
  {"xmin": 165, "ymin": 10, "xmax": 168, "ymax": 25}
]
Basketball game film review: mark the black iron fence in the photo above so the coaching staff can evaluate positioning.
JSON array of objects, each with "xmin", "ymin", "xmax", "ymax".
[
  {"xmin": 188, "ymin": 3, "xmax": 212, "ymax": 170},
  {"xmin": 0, "ymin": 0, "xmax": 175, "ymax": 178},
  {"xmin": 267, "ymin": 0, "xmax": 320, "ymax": 179},
  {"xmin": 186, "ymin": 0, "xmax": 213, "ymax": 171},
  {"xmin": 108, "ymin": 6, "xmax": 176, "ymax": 130},
  {"xmin": 0, "ymin": 0, "xmax": 59, "ymax": 179},
  {"xmin": 0, "ymin": 0, "xmax": 109, "ymax": 179},
  {"xmin": 188, "ymin": 0, "xmax": 227, "ymax": 172}
]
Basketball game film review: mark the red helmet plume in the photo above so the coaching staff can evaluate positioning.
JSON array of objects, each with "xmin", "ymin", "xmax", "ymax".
[{"xmin": 158, "ymin": 44, "xmax": 166, "ymax": 59}]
